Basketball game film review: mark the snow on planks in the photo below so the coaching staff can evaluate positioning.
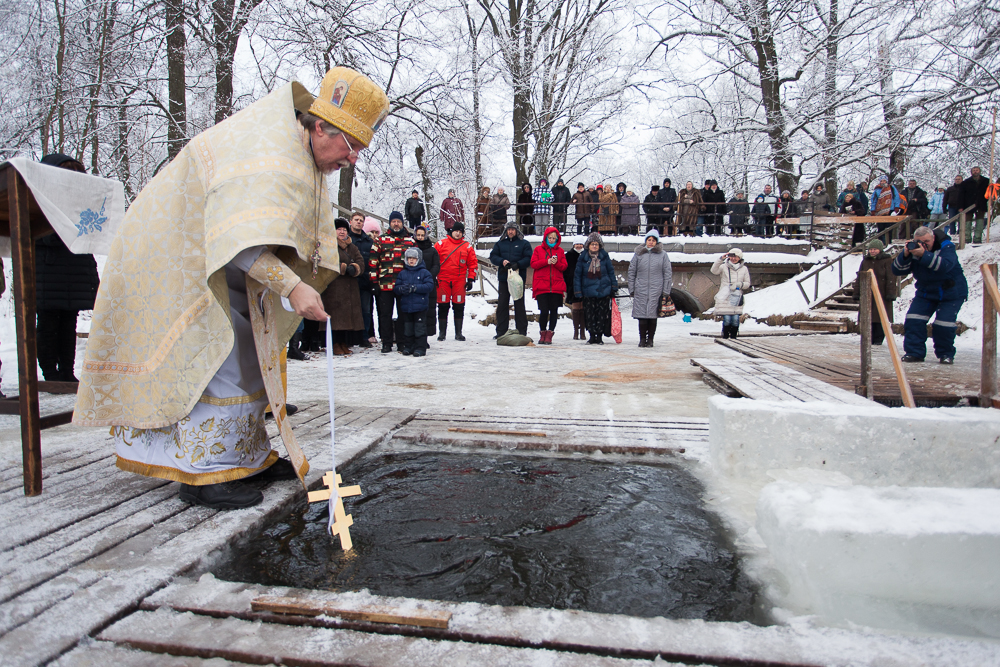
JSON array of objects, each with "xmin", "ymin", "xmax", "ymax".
[
  {"xmin": 0, "ymin": 405, "xmax": 417, "ymax": 666},
  {"xmin": 690, "ymin": 357, "xmax": 873, "ymax": 405},
  {"xmin": 393, "ymin": 411, "xmax": 708, "ymax": 455}
]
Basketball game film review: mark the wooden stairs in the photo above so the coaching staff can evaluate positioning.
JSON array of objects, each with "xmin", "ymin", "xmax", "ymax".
[{"xmin": 790, "ymin": 283, "xmax": 858, "ymax": 333}]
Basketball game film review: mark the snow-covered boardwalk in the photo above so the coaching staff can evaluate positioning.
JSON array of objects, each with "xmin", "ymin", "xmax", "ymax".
[{"xmin": 0, "ymin": 403, "xmax": 415, "ymax": 666}]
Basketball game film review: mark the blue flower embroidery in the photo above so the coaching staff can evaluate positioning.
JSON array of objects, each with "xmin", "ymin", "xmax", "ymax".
[{"xmin": 76, "ymin": 198, "xmax": 107, "ymax": 236}]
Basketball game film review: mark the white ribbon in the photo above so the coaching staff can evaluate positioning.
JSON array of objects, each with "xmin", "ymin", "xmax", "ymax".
[{"xmin": 325, "ymin": 317, "xmax": 337, "ymax": 532}]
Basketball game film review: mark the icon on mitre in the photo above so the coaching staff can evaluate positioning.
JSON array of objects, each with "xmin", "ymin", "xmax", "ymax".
[{"xmin": 331, "ymin": 81, "xmax": 349, "ymax": 107}]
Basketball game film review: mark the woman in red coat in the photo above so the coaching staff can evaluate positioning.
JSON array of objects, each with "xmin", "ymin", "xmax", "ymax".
[{"xmin": 530, "ymin": 226, "xmax": 568, "ymax": 344}]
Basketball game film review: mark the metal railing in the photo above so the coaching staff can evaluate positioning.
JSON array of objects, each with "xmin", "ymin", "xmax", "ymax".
[{"xmin": 794, "ymin": 205, "xmax": 977, "ymax": 306}]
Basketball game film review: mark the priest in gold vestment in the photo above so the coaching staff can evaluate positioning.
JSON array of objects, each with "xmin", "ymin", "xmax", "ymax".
[{"xmin": 73, "ymin": 67, "xmax": 390, "ymax": 509}]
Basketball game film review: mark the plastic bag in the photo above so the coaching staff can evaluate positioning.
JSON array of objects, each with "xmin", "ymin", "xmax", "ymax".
[
  {"xmin": 611, "ymin": 298, "xmax": 623, "ymax": 344},
  {"xmin": 507, "ymin": 269, "xmax": 524, "ymax": 300},
  {"xmin": 728, "ymin": 289, "xmax": 744, "ymax": 307}
]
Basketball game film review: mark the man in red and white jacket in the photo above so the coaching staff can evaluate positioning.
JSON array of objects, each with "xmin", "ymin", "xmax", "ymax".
[{"xmin": 433, "ymin": 222, "xmax": 478, "ymax": 341}]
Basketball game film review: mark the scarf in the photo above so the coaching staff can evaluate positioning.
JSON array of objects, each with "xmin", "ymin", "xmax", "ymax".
[{"xmin": 587, "ymin": 250, "xmax": 601, "ymax": 278}]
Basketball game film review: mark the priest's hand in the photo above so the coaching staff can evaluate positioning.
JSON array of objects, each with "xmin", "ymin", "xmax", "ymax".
[{"xmin": 289, "ymin": 282, "xmax": 328, "ymax": 320}]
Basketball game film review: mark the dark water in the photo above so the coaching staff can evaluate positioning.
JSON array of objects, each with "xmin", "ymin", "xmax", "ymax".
[{"xmin": 217, "ymin": 451, "xmax": 761, "ymax": 622}]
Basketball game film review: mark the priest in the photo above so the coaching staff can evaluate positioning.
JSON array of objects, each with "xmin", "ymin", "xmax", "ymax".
[{"xmin": 73, "ymin": 67, "xmax": 390, "ymax": 509}]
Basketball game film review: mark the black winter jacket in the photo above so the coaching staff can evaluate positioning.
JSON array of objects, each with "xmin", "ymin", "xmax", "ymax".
[
  {"xmin": 35, "ymin": 234, "xmax": 99, "ymax": 311},
  {"xmin": 490, "ymin": 234, "xmax": 532, "ymax": 281},
  {"xmin": 414, "ymin": 237, "xmax": 440, "ymax": 279},
  {"xmin": 349, "ymin": 229, "xmax": 375, "ymax": 290},
  {"xmin": 404, "ymin": 197, "xmax": 425, "ymax": 224}
]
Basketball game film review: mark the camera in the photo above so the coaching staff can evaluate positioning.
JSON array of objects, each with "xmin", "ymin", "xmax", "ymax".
[{"xmin": 906, "ymin": 241, "xmax": 920, "ymax": 250}]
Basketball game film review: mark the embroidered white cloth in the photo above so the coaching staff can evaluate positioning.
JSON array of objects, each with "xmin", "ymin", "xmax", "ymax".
[{"xmin": 2, "ymin": 157, "xmax": 126, "ymax": 256}]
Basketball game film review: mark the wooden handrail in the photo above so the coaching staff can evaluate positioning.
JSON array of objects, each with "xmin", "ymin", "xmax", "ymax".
[
  {"xmin": 982, "ymin": 263, "xmax": 1000, "ymax": 314},
  {"xmin": 868, "ymin": 269, "xmax": 915, "ymax": 408},
  {"xmin": 982, "ymin": 264, "xmax": 999, "ymax": 407}
]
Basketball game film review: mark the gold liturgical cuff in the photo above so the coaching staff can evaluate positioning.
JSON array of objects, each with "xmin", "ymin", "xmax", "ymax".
[{"xmin": 248, "ymin": 251, "xmax": 301, "ymax": 297}]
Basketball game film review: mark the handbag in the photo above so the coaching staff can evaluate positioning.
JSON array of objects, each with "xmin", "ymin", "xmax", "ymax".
[
  {"xmin": 507, "ymin": 268, "xmax": 524, "ymax": 300},
  {"xmin": 658, "ymin": 294, "xmax": 676, "ymax": 318},
  {"xmin": 611, "ymin": 298, "xmax": 623, "ymax": 344}
]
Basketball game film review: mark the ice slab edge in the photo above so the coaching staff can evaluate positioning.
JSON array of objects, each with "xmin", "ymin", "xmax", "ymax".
[
  {"xmin": 708, "ymin": 396, "xmax": 1000, "ymax": 488},
  {"xmin": 757, "ymin": 481, "xmax": 1000, "ymax": 638}
]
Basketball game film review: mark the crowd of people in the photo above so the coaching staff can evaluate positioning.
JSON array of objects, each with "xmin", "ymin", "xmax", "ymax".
[{"xmin": 448, "ymin": 169, "xmax": 998, "ymax": 244}]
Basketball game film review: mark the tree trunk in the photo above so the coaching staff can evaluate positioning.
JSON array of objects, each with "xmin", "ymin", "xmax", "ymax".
[
  {"xmin": 878, "ymin": 37, "xmax": 905, "ymax": 181},
  {"xmin": 213, "ymin": 0, "xmax": 237, "ymax": 124},
  {"xmin": 463, "ymin": 2, "xmax": 484, "ymax": 192},
  {"xmin": 414, "ymin": 145, "xmax": 434, "ymax": 234},
  {"xmin": 750, "ymin": 8, "xmax": 796, "ymax": 195},
  {"xmin": 165, "ymin": 0, "xmax": 187, "ymax": 160},
  {"xmin": 338, "ymin": 165, "xmax": 354, "ymax": 210},
  {"xmin": 821, "ymin": 0, "xmax": 839, "ymax": 198}
]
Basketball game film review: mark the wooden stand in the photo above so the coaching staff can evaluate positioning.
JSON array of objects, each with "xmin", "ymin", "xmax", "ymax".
[
  {"xmin": 981, "ymin": 264, "xmax": 999, "ymax": 407},
  {"xmin": 858, "ymin": 270, "xmax": 873, "ymax": 398},
  {"xmin": 868, "ymin": 269, "xmax": 915, "ymax": 408},
  {"xmin": 307, "ymin": 471, "xmax": 362, "ymax": 551},
  {"xmin": 0, "ymin": 162, "xmax": 76, "ymax": 496}
]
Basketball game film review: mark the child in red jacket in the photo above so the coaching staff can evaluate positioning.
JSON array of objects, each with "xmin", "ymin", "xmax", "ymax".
[{"xmin": 530, "ymin": 226, "xmax": 568, "ymax": 344}]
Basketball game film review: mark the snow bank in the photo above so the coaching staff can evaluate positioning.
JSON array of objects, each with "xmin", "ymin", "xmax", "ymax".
[
  {"xmin": 708, "ymin": 396, "xmax": 1000, "ymax": 488},
  {"xmin": 757, "ymin": 481, "xmax": 1000, "ymax": 638},
  {"xmin": 742, "ymin": 251, "xmax": 862, "ymax": 317}
]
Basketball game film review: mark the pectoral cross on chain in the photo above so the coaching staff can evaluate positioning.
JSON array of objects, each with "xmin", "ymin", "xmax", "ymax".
[{"xmin": 311, "ymin": 241, "xmax": 322, "ymax": 278}]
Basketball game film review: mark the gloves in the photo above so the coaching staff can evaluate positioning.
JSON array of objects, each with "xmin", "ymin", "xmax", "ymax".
[
  {"xmin": 466, "ymin": 280, "xmax": 474, "ymax": 292},
  {"xmin": 408, "ymin": 285, "xmax": 417, "ymax": 294}
]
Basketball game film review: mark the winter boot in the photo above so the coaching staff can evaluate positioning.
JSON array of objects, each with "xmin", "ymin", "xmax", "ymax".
[
  {"xmin": 437, "ymin": 303, "xmax": 449, "ymax": 341},
  {"xmin": 573, "ymin": 310, "xmax": 585, "ymax": 340},
  {"xmin": 730, "ymin": 325, "xmax": 739, "ymax": 339},
  {"xmin": 595, "ymin": 333, "xmax": 604, "ymax": 344},
  {"xmin": 453, "ymin": 304, "xmax": 466, "ymax": 341},
  {"xmin": 648, "ymin": 320, "xmax": 657, "ymax": 347},
  {"xmin": 287, "ymin": 333, "xmax": 306, "ymax": 360}
]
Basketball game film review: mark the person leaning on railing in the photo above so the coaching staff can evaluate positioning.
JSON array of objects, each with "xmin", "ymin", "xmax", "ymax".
[{"xmin": 891, "ymin": 225, "xmax": 968, "ymax": 365}]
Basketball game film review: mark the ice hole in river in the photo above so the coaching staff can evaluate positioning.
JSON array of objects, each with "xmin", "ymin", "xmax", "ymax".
[{"xmin": 216, "ymin": 446, "xmax": 763, "ymax": 623}]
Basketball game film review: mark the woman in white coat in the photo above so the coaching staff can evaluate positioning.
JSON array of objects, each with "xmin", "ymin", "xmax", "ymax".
[{"xmin": 711, "ymin": 248, "xmax": 751, "ymax": 339}]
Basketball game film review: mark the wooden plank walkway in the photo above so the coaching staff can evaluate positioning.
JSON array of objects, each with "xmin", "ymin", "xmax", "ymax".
[
  {"xmin": 713, "ymin": 337, "xmax": 978, "ymax": 406},
  {"xmin": 0, "ymin": 404, "xmax": 416, "ymax": 667},
  {"xmin": 690, "ymin": 357, "xmax": 873, "ymax": 405},
  {"xmin": 393, "ymin": 411, "xmax": 708, "ymax": 455}
]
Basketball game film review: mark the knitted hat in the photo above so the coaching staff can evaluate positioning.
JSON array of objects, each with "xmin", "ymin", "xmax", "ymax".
[
  {"xmin": 577, "ymin": 182, "xmax": 585, "ymax": 188},
  {"xmin": 362, "ymin": 217, "xmax": 381, "ymax": 235},
  {"xmin": 867, "ymin": 239, "xmax": 885, "ymax": 251},
  {"xmin": 451, "ymin": 221, "xmax": 465, "ymax": 234},
  {"xmin": 727, "ymin": 247, "xmax": 743, "ymax": 258},
  {"xmin": 307, "ymin": 67, "xmax": 390, "ymax": 148},
  {"xmin": 573, "ymin": 235, "xmax": 587, "ymax": 245},
  {"xmin": 644, "ymin": 228, "xmax": 660, "ymax": 241},
  {"xmin": 389, "ymin": 210, "xmax": 404, "ymax": 223}
]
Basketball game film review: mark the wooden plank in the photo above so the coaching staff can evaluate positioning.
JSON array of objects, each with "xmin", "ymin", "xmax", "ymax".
[
  {"xmin": 0, "ymin": 451, "xmax": 115, "ymax": 501},
  {"xmin": 53, "ymin": 641, "xmax": 259, "ymax": 666},
  {"xmin": 447, "ymin": 427, "xmax": 547, "ymax": 437},
  {"xmin": 0, "ymin": 472, "xmax": 169, "ymax": 551},
  {"xmin": 692, "ymin": 357, "xmax": 871, "ymax": 405},
  {"xmin": 982, "ymin": 264, "xmax": 999, "ymax": 406},
  {"xmin": 8, "ymin": 167, "xmax": 42, "ymax": 496},
  {"xmin": 414, "ymin": 412, "xmax": 709, "ymax": 427},
  {"xmin": 406, "ymin": 417, "xmax": 709, "ymax": 436},
  {"xmin": 97, "ymin": 610, "xmax": 645, "ymax": 667},
  {"xmin": 870, "ymin": 271, "xmax": 915, "ymax": 408},
  {"xmin": 859, "ymin": 269, "xmax": 872, "ymax": 398},
  {"xmin": 251, "ymin": 595, "xmax": 452, "ymax": 629}
]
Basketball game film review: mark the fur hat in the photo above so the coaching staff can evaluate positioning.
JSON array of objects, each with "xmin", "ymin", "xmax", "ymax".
[
  {"xmin": 586, "ymin": 232, "xmax": 603, "ymax": 248},
  {"xmin": 363, "ymin": 217, "xmax": 381, "ymax": 235},
  {"xmin": 404, "ymin": 247, "xmax": 422, "ymax": 263},
  {"xmin": 334, "ymin": 217, "xmax": 350, "ymax": 230}
]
